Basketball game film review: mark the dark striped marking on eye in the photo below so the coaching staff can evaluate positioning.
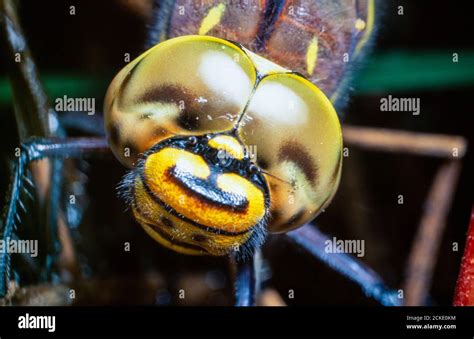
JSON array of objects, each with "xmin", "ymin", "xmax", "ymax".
[
  {"xmin": 117, "ymin": 59, "xmax": 143, "ymax": 108},
  {"xmin": 135, "ymin": 84, "xmax": 203, "ymax": 131},
  {"xmin": 176, "ymin": 109, "xmax": 201, "ymax": 131},
  {"xmin": 109, "ymin": 123, "xmax": 121, "ymax": 146},
  {"xmin": 167, "ymin": 166, "xmax": 250, "ymax": 213},
  {"xmin": 257, "ymin": 157, "xmax": 270, "ymax": 170},
  {"xmin": 280, "ymin": 209, "xmax": 306, "ymax": 229},
  {"xmin": 153, "ymin": 127, "xmax": 169, "ymax": 137},
  {"xmin": 123, "ymin": 140, "xmax": 139, "ymax": 157},
  {"xmin": 138, "ymin": 84, "xmax": 188, "ymax": 105},
  {"xmin": 269, "ymin": 210, "xmax": 282, "ymax": 223},
  {"xmin": 330, "ymin": 149, "xmax": 342, "ymax": 184},
  {"xmin": 278, "ymin": 141, "xmax": 318, "ymax": 184}
]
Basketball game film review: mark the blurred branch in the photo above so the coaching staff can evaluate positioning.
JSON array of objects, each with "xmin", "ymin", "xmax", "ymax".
[
  {"xmin": 287, "ymin": 224, "xmax": 401, "ymax": 306},
  {"xmin": 344, "ymin": 124, "xmax": 466, "ymax": 305},
  {"xmin": 343, "ymin": 125, "xmax": 467, "ymax": 159},
  {"xmin": 403, "ymin": 160, "xmax": 462, "ymax": 305},
  {"xmin": 230, "ymin": 254, "xmax": 257, "ymax": 307}
]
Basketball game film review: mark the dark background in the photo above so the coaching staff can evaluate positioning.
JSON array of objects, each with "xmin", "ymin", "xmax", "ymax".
[{"xmin": 0, "ymin": 0, "xmax": 472, "ymax": 306}]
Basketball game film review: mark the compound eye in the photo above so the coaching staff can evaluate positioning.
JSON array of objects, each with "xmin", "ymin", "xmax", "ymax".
[
  {"xmin": 104, "ymin": 36, "xmax": 257, "ymax": 168},
  {"xmin": 237, "ymin": 73, "xmax": 342, "ymax": 233}
]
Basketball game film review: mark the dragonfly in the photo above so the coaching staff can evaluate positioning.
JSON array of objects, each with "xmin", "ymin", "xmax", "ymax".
[{"xmin": 0, "ymin": 0, "xmax": 400, "ymax": 306}]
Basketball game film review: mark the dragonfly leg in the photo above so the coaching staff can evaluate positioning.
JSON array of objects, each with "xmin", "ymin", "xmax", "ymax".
[
  {"xmin": 58, "ymin": 112, "xmax": 106, "ymax": 136},
  {"xmin": 0, "ymin": 137, "xmax": 110, "ymax": 297},
  {"xmin": 231, "ymin": 253, "xmax": 259, "ymax": 306},
  {"xmin": 286, "ymin": 224, "xmax": 402, "ymax": 306}
]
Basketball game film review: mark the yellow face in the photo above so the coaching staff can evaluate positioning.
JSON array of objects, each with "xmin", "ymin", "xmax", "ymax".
[
  {"xmin": 104, "ymin": 35, "xmax": 342, "ymax": 257},
  {"xmin": 125, "ymin": 134, "xmax": 269, "ymax": 257}
]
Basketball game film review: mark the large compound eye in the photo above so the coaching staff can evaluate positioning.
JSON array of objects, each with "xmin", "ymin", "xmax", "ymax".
[
  {"xmin": 237, "ymin": 73, "xmax": 342, "ymax": 233},
  {"xmin": 104, "ymin": 36, "xmax": 257, "ymax": 167}
]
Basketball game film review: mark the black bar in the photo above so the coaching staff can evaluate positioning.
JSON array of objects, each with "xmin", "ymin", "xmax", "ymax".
[{"xmin": 0, "ymin": 306, "xmax": 472, "ymax": 337}]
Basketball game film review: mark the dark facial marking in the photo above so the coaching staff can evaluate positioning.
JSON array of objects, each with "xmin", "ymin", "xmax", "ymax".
[
  {"xmin": 167, "ymin": 166, "xmax": 250, "ymax": 213},
  {"xmin": 160, "ymin": 216, "xmax": 175, "ymax": 229},
  {"xmin": 139, "ymin": 173, "xmax": 251, "ymax": 236},
  {"xmin": 132, "ymin": 198, "xmax": 208, "ymax": 253},
  {"xmin": 191, "ymin": 234, "xmax": 208, "ymax": 243},
  {"xmin": 145, "ymin": 221, "xmax": 208, "ymax": 253},
  {"xmin": 278, "ymin": 141, "xmax": 318, "ymax": 184}
]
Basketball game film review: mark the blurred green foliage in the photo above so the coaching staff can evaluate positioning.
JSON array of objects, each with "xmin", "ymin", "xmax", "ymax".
[{"xmin": 1, "ymin": 50, "xmax": 474, "ymax": 106}]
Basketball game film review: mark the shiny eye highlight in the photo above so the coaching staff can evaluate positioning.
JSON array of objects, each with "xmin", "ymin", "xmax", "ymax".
[
  {"xmin": 188, "ymin": 136, "xmax": 198, "ymax": 146},
  {"xmin": 248, "ymin": 164, "xmax": 260, "ymax": 175}
]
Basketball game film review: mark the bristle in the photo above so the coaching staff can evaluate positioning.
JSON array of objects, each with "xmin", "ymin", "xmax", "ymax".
[
  {"xmin": 232, "ymin": 209, "xmax": 269, "ymax": 262},
  {"xmin": 116, "ymin": 169, "xmax": 137, "ymax": 208},
  {"xmin": 23, "ymin": 174, "xmax": 34, "ymax": 188},
  {"xmin": 17, "ymin": 199, "xmax": 26, "ymax": 213},
  {"xmin": 21, "ymin": 186, "xmax": 34, "ymax": 200}
]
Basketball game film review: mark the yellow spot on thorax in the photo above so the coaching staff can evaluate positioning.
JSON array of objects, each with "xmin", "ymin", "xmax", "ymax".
[
  {"xmin": 332, "ymin": 0, "xmax": 375, "ymax": 104},
  {"xmin": 208, "ymin": 135, "xmax": 245, "ymax": 160},
  {"xmin": 354, "ymin": 0, "xmax": 375, "ymax": 55},
  {"xmin": 306, "ymin": 36, "xmax": 319, "ymax": 76},
  {"xmin": 199, "ymin": 3, "xmax": 226, "ymax": 35},
  {"xmin": 355, "ymin": 18, "xmax": 366, "ymax": 31}
]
